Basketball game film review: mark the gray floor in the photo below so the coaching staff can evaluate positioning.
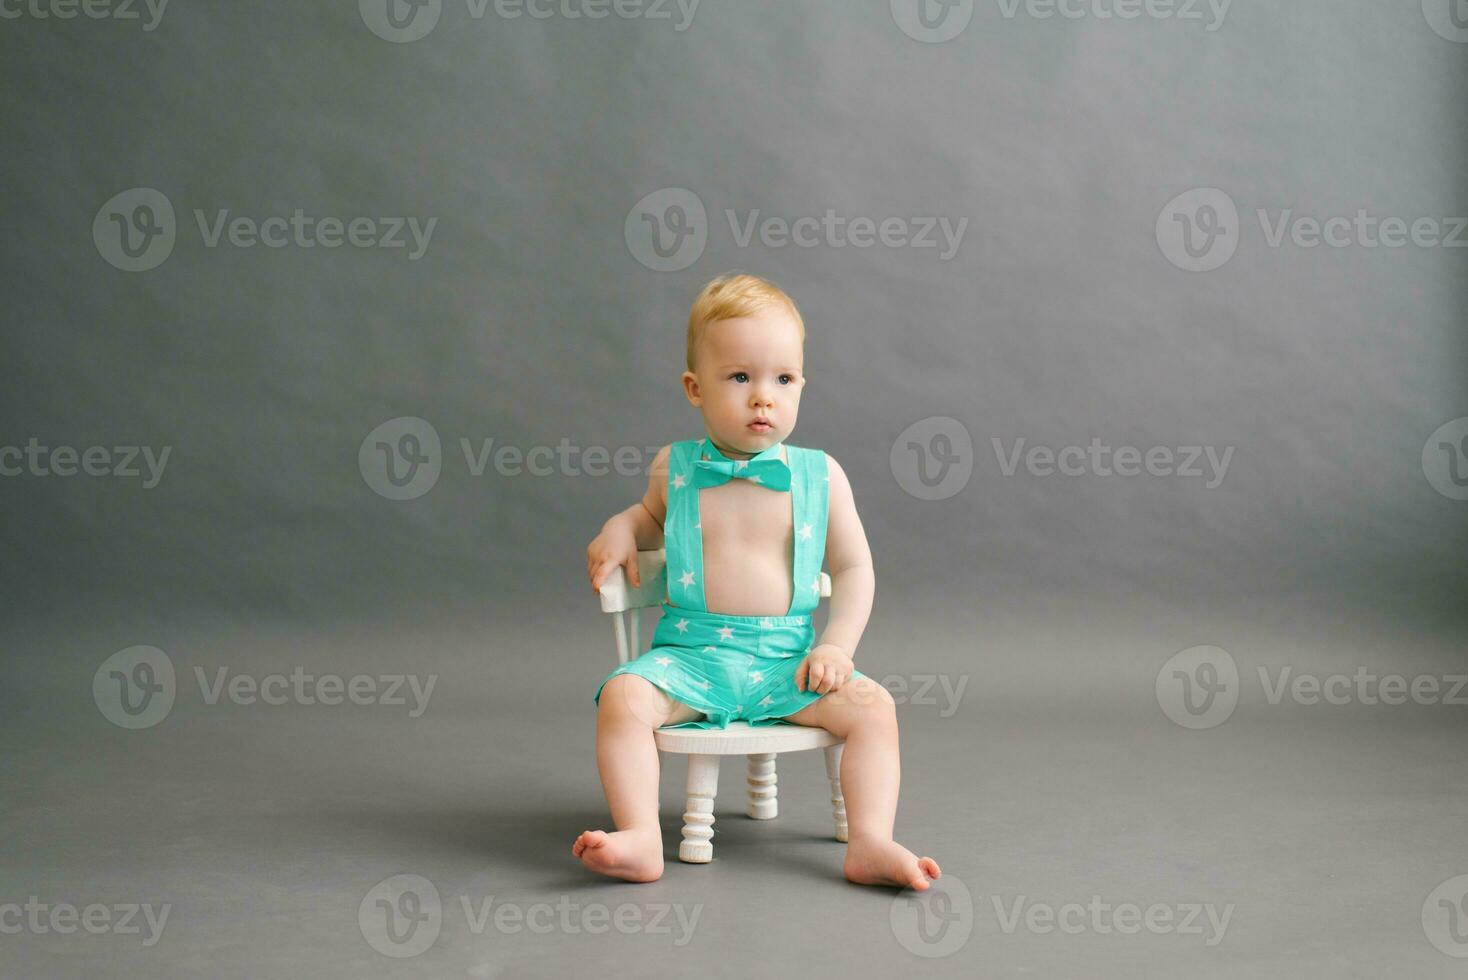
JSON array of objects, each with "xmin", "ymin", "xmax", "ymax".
[{"xmin": 3, "ymin": 596, "xmax": 1466, "ymax": 978}]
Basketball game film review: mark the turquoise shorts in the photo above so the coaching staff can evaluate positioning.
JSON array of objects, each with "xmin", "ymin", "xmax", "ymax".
[{"xmin": 593, "ymin": 601, "xmax": 868, "ymax": 730}]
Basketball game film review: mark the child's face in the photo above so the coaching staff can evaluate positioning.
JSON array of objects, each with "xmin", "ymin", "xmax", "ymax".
[{"xmin": 682, "ymin": 306, "xmax": 806, "ymax": 459}]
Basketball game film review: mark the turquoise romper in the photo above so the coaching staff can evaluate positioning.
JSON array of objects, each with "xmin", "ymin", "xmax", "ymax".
[{"xmin": 593, "ymin": 436, "xmax": 868, "ymax": 730}]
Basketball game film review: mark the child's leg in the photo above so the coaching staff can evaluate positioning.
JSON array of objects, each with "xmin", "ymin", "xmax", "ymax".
[
  {"xmin": 780, "ymin": 677, "xmax": 941, "ymax": 890},
  {"xmin": 573, "ymin": 673, "xmax": 703, "ymax": 882}
]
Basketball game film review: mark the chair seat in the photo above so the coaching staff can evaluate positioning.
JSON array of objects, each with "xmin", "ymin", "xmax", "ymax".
[{"xmin": 653, "ymin": 720, "xmax": 842, "ymax": 756}]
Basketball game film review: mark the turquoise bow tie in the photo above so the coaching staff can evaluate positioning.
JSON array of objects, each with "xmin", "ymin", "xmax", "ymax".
[{"xmin": 691, "ymin": 440, "xmax": 792, "ymax": 492}]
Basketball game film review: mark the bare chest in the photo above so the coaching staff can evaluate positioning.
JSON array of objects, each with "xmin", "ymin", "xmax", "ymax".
[{"xmin": 696, "ymin": 479, "xmax": 795, "ymax": 559}]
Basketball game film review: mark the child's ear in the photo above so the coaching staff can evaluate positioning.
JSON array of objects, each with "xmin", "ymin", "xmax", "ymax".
[{"xmin": 681, "ymin": 371, "xmax": 702, "ymax": 405}]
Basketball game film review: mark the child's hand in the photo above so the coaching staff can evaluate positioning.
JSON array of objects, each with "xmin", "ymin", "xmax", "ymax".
[
  {"xmin": 795, "ymin": 644, "xmax": 854, "ymax": 695},
  {"xmin": 587, "ymin": 526, "xmax": 641, "ymax": 594}
]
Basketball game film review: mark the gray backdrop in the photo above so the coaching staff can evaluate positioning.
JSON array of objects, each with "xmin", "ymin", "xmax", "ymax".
[{"xmin": 3, "ymin": 2, "xmax": 1466, "ymax": 977}]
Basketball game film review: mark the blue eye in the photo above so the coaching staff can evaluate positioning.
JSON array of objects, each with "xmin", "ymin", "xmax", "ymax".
[{"xmin": 731, "ymin": 372, "xmax": 748, "ymax": 382}]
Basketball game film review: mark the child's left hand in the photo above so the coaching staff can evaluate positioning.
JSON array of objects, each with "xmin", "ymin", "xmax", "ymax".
[{"xmin": 795, "ymin": 644, "xmax": 854, "ymax": 695}]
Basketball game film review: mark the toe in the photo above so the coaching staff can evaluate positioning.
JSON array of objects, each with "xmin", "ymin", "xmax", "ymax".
[{"xmin": 919, "ymin": 857, "xmax": 940, "ymax": 880}]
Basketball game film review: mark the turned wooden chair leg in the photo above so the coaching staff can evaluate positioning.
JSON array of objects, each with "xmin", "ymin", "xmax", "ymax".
[
  {"xmin": 824, "ymin": 743, "xmax": 848, "ymax": 842},
  {"xmin": 746, "ymin": 752, "xmax": 778, "ymax": 819},
  {"xmin": 679, "ymin": 754, "xmax": 720, "ymax": 863}
]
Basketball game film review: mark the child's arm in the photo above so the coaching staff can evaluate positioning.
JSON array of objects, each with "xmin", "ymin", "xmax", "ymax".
[
  {"xmin": 587, "ymin": 444, "xmax": 669, "ymax": 592},
  {"xmin": 796, "ymin": 455, "xmax": 875, "ymax": 693}
]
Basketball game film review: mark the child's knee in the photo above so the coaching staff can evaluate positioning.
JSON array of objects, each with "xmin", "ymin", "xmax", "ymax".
[
  {"xmin": 599, "ymin": 673, "xmax": 671, "ymax": 726},
  {"xmin": 837, "ymin": 676, "xmax": 896, "ymax": 717}
]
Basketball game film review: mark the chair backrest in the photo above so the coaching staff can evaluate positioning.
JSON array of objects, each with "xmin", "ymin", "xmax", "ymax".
[{"xmin": 598, "ymin": 549, "xmax": 832, "ymax": 665}]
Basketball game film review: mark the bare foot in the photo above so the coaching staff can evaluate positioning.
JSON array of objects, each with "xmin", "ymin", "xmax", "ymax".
[
  {"xmin": 572, "ymin": 827, "xmax": 664, "ymax": 883},
  {"xmin": 843, "ymin": 836, "xmax": 941, "ymax": 890}
]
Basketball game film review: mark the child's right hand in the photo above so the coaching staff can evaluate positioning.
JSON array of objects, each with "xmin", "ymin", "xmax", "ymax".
[{"xmin": 587, "ymin": 526, "xmax": 641, "ymax": 593}]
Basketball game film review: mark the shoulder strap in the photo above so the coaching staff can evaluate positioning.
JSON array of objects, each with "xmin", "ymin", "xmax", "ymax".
[
  {"xmin": 662, "ymin": 440, "xmax": 706, "ymax": 611},
  {"xmin": 786, "ymin": 446, "xmax": 830, "ymax": 615}
]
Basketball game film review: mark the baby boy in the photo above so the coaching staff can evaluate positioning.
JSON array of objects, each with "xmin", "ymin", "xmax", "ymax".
[{"xmin": 576, "ymin": 273, "xmax": 941, "ymax": 890}]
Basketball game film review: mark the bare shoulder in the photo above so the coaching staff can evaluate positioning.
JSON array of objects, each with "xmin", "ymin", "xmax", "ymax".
[{"xmin": 821, "ymin": 451, "xmax": 854, "ymax": 500}]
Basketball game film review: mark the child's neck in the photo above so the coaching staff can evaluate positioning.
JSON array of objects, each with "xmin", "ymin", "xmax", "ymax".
[{"xmin": 705, "ymin": 434, "xmax": 784, "ymax": 462}]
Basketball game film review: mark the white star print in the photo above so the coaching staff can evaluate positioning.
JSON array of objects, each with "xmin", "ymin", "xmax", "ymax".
[
  {"xmin": 734, "ymin": 704, "xmax": 743, "ymax": 712},
  {"xmin": 716, "ymin": 626, "xmax": 734, "ymax": 642},
  {"xmin": 797, "ymin": 522, "xmax": 813, "ymax": 540},
  {"xmin": 654, "ymin": 656, "xmax": 673, "ymax": 666},
  {"xmin": 679, "ymin": 569, "xmax": 696, "ymax": 589},
  {"xmin": 672, "ymin": 472, "xmax": 686, "ymax": 490},
  {"xmin": 758, "ymin": 695, "xmax": 774, "ymax": 707},
  {"xmin": 808, "ymin": 575, "xmax": 821, "ymax": 594},
  {"xmin": 673, "ymin": 619, "xmax": 690, "ymax": 634},
  {"xmin": 734, "ymin": 460, "xmax": 748, "ymax": 470},
  {"xmin": 702, "ymin": 646, "xmax": 716, "ymax": 653},
  {"xmin": 694, "ymin": 521, "xmax": 701, "ymax": 530},
  {"xmin": 749, "ymin": 474, "xmax": 762, "ymax": 484},
  {"xmin": 749, "ymin": 670, "xmax": 764, "ymax": 683}
]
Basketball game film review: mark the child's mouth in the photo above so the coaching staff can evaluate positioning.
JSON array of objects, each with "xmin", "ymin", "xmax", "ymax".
[{"xmin": 748, "ymin": 421, "xmax": 771, "ymax": 433}]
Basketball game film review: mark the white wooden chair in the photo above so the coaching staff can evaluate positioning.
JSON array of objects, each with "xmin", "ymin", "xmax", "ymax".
[{"xmin": 597, "ymin": 549, "xmax": 847, "ymax": 863}]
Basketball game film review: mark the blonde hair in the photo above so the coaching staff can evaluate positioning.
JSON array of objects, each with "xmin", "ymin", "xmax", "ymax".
[{"xmin": 686, "ymin": 273, "xmax": 805, "ymax": 373}]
